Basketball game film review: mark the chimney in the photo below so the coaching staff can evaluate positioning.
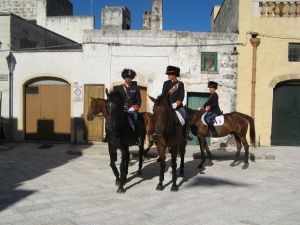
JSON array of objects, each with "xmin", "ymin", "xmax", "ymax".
[
  {"xmin": 151, "ymin": 0, "xmax": 163, "ymax": 31},
  {"xmin": 101, "ymin": 6, "xmax": 131, "ymax": 30}
]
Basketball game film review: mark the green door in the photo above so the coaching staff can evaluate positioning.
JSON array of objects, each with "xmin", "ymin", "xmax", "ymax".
[
  {"xmin": 271, "ymin": 80, "xmax": 300, "ymax": 146},
  {"xmin": 187, "ymin": 92, "xmax": 210, "ymax": 145}
]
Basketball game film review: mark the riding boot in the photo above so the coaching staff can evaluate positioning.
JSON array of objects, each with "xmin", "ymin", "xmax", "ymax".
[{"xmin": 208, "ymin": 123, "xmax": 218, "ymax": 137}]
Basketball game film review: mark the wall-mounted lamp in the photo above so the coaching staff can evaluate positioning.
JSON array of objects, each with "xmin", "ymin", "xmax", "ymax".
[
  {"xmin": 231, "ymin": 46, "xmax": 239, "ymax": 55},
  {"xmin": 250, "ymin": 32, "xmax": 259, "ymax": 38}
]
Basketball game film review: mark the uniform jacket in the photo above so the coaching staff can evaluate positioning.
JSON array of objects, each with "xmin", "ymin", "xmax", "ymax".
[
  {"xmin": 114, "ymin": 82, "xmax": 141, "ymax": 109},
  {"xmin": 162, "ymin": 80, "xmax": 185, "ymax": 106},
  {"xmin": 203, "ymin": 92, "xmax": 222, "ymax": 115}
]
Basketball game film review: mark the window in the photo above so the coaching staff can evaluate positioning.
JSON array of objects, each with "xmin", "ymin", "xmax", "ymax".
[
  {"xmin": 289, "ymin": 43, "xmax": 300, "ymax": 62},
  {"xmin": 201, "ymin": 52, "xmax": 218, "ymax": 72}
]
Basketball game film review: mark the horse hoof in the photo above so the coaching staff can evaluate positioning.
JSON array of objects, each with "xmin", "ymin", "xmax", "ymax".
[
  {"xmin": 230, "ymin": 162, "xmax": 236, "ymax": 167},
  {"xmin": 242, "ymin": 164, "xmax": 249, "ymax": 169},
  {"xmin": 198, "ymin": 164, "xmax": 204, "ymax": 169},
  {"xmin": 115, "ymin": 179, "xmax": 120, "ymax": 186},
  {"xmin": 156, "ymin": 184, "xmax": 164, "ymax": 191},
  {"xmin": 207, "ymin": 161, "xmax": 214, "ymax": 166},
  {"xmin": 137, "ymin": 170, "xmax": 142, "ymax": 176},
  {"xmin": 116, "ymin": 187, "xmax": 126, "ymax": 194},
  {"xmin": 171, "ymin": 185, "xmax": 179, "ymax": 192}
]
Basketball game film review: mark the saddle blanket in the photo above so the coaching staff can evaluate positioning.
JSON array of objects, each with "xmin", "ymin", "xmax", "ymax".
[
  {"xmin": 175, "ymin": 110, "xmax": 185, "ymax": 126},
  {"xmin": 201, "ymin": 112, "xmax": 224, "ymax": 126}
]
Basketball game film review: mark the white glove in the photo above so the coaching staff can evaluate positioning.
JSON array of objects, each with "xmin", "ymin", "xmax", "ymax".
[
  {"xmin": 128, "ymin": 107, "xmax": 134, "ymax": 112},
  {"xmin": 172, "ymin": 102, "xmax": 177, "ymax": 109}
]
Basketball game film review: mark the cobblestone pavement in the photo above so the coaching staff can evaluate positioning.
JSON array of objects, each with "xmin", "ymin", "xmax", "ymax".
[{"xmin": 0, "ymin": 143, "xmax": 299, "ymax": 225}]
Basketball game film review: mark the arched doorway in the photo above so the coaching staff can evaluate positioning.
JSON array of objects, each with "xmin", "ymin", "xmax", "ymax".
[
  {"xmin": 24, "ymin": 77, "xmax": 71, "ymax": 142},
  {"xmin": 271, "ymin": 80, "xmax": 300, "ymax": 146}
]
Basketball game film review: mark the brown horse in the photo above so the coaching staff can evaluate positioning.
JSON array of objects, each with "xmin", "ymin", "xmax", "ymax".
[
  {"xmin": 187, "ymin": 108, "xmax": 256, "ymax": 169},
  {"xmin": 87, "ymin": 97, "xmax": 155, "ymax": 153},
  {"xmin": 149, "ymin": 94, "xmax": 187, "ymax": 191}
]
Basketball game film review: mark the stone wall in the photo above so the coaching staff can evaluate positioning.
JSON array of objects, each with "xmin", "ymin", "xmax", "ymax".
[
  {"xmin": 0, "ymin": 0, "xmax": 37, "ymax": 21},
  {"xmin": 213, "ymin": 0, "xmax": 239, "ymax": 33},
  {"xmin": 42, "ymin": 16, "xmax": 94, "ymax": 43}
]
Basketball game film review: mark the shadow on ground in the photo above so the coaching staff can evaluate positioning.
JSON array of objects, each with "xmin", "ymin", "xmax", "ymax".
[{"xmin": 0, "ymin": 143, "xmax": 87, "ymax": 212}]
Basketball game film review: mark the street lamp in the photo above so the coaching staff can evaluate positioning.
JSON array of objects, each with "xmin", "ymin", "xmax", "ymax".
[{"xmin": 6, "ymin": 52, "xmax": 16, "ymax": 119}]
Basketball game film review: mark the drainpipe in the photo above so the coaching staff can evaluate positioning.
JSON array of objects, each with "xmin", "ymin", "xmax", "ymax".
[{"xmin": 250, "ymin": 33, "xmax": 260, "ymax": 119}]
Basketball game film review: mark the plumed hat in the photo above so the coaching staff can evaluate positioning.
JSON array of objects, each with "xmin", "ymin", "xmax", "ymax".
[
  {"xmin": 122, "ymin": 69, "xmax": 136, "ymax": 79},
  {"xmin": 208, "ymin": 81, "xmax": 218, "ymax": 89},
  {"xmin": 165, "ymin": 66, "xmax": 180, "ymax": 77}
]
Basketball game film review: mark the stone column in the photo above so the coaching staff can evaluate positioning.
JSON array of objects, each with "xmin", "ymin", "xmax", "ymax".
[{"xmin": 250, "ymin": 34, "xmax": 261, "ymax": 119}]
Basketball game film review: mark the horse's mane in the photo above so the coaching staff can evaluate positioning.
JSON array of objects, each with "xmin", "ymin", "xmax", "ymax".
[
  {"xmin": 156, "ymin": 94, "xmax": 171, "ymax": 107},
  {"xmin": 107, "ymin": 90, "xmax": 124, "ymax": 106}
]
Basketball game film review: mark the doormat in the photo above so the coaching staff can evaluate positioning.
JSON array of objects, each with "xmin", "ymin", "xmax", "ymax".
[{"xmin": 38, "ymin": 144, "xmax": 53, "ymax": 149}]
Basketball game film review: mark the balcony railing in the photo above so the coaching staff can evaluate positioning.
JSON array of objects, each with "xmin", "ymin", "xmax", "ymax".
[{"xmin": 257, "ymin": 1, "xmax": 300, "ymax": 17}]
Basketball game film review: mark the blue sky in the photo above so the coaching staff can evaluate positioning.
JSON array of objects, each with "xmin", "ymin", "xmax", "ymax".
[{"xmin": 71, "ymin": 0, "xmax": 224, "ymax": 31}]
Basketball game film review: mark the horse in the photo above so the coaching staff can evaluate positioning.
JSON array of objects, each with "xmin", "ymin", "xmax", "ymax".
[
  {"xmin": 187, "ymin": 108, "xmax": 256, "ymax": 169},
  {"xmin": 87, "ymin": 97, "xmax": 155, "ymax": 154},
  {"xmin": 149, "ymin": 94, "xmax": 187, "ymax": 191},
  {"xmin": 87, "ymin": 89, "xmax": 147, "ymax": 193}
]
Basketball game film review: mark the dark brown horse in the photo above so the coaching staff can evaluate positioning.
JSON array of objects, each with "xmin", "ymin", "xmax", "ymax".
[
  {"xmin": 187, "ymin": 108, "xmax": 256, "ymax": 169},
  {"xmin": 87, "ymin": 89, "xmax": 148, "ymax": 193},
  {"xmin": 87, "ymin": 97, "xmax": 155, "ymax": 153},
  {"xmin": 149, "ymin": 94, "xmax": 187, "ymax": 191}
]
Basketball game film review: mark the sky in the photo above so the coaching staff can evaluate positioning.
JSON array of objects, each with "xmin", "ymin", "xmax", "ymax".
[{"xmin": 71, "ymin": 0, "xmax": 224, "ymax": 32}]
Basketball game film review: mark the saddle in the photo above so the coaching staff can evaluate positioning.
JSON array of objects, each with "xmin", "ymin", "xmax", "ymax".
[{"xmin": 201, "ymin": 112, "xmax": 224, "ymax": 127}]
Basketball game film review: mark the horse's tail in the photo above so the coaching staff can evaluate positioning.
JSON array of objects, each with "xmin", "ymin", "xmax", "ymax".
[{"xmin": 246, "ymin": 115, "xmax": 256, "ymax": 146}]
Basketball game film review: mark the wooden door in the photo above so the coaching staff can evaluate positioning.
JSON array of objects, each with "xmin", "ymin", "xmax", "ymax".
[
  {"xmin": 187, "ymin": 92, "xmax": 210, "ymax": 145},
  {"xmin": 271, "ymin": 80, "xmax": 300, "ymax": 146},
  {"xmin": 84, "ymin": 85, "xmax": 104, "ymax": 142},
  {"xmin": 25, "ymin": 84, "xmax": 71, "ymax": 142},
  {"xmin": 139, "ymin": 86, "xmax": 147, "ymax": 112}
]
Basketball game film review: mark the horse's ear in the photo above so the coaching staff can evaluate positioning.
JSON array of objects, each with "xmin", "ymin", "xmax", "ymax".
[
  {"xmin": 148, "ymin": 95, "xmax": 156, "ymax": 103},
  {"xmin": 90, "ymin": 97, "xmax": 95, "ymax": 100},
  {"xmin": 105, "ymin": 88, "xmax": 109, "ymax": 97}
]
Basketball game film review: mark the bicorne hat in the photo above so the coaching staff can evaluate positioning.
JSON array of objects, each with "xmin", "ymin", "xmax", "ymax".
[
  {"xmin": 208, "ymin": 81, "xmax": 218, "ymax": 89},
  {"xmin": 165, "ymin": 66, "xmax": 180, "ymax": 77},
  {"xmin": 121, "ymin": 69, "xmax": 136, "ymax": 79}
]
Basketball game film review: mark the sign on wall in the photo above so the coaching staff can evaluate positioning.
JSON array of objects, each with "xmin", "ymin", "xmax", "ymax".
[{"xmin": 73, "ymin": 83, "xmax": 83, "ymax": 102}]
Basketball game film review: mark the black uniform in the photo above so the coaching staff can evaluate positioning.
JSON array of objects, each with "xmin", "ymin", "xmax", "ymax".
[
  {"xmin": 203, "ymin": 93, "xmax": 222, "ymax": 115},
  {"xmin": 162, "ymin": 80, "xmax": 185, "ymax": 106},
  {"xmin": 113, "ymin": 82, "xmax": 141, "ymax": 109}
]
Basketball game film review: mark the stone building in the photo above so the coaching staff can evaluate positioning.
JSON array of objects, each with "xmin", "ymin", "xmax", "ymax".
[
  {"xmin": 0, "ymin": 0, "xmax": 238, "ymax": 144},
  {"xmin": 212, "ymin": 0, "xmax": 300, "ymax": 146}
]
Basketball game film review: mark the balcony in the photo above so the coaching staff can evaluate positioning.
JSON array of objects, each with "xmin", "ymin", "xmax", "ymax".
[{"xmin": 254, "ymin": 1, "xmax": 300, "ymax": 17}]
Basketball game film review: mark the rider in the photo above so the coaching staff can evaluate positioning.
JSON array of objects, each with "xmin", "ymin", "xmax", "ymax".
[
  {"xmin": 162, "ymin": 65, "xmax": 189, "ymax": 137},
  {"xmin": 200, "ymin": 81, "xmax": 222, "ymax": 137},
  {"xmin": 114, "ymin": 69, "xmax": 142, "ymax": 144}
]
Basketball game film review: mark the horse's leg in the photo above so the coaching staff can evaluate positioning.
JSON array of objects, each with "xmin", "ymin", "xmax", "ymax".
[
  {"xmin": 108, "ymin": 143, "xmax": 120, "ymax": 185},
  {"xmin": 197, "ymin": 136, "xmax": 206, "ymax": 169},
  {"xmin": 137, "ymin": 138, "xmax": 145, "ymax": 175},
  {"xmin": 170, "ymin": 148, "xmax": 179, "ymax": 191},
  {"xmin": 241, "ymin": 136, "xmax": 250, "ymax": 169},
  {"xmin": 179, "ymin": 145, "xmax": 186, "ymax": 177},
  {"xmin": 117, "ymin": 147, "xmax": 128, "ymax": 193},
  {"xmin": 204, "ymin": 140, "xmax": 214, "ymax": 166},
  {"xmin": 230, "ymin": 134, "xmax": 242, "ymax": 167},
  {"xmin": 156, "ymin": 148, "xmax": 166, "ymax": 191}
]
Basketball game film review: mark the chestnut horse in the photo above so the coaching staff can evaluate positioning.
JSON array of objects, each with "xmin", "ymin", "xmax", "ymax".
[
  {"xmin": 149, "ymin": 94, "xmax": 187, "ymax": 191},
  {"xmin": 187, "ymin": 108, "xmax": 256, "ymax": 169},
  {"xmin": 87, "ymin": 97, "xmax": 154, "ymax": 153}
]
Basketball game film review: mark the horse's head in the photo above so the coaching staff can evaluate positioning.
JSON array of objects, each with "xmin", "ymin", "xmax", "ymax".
[
  {"xmin": 105, "ymin": 88, "xmax": 124, "ymax": 131},
  {"xmin": 149, "ymin": 94, "xmax": 172, "ymax": 136},
  {"xmin": 87, "ymin": 97, "xmax": 106, "ymax": 121}
]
